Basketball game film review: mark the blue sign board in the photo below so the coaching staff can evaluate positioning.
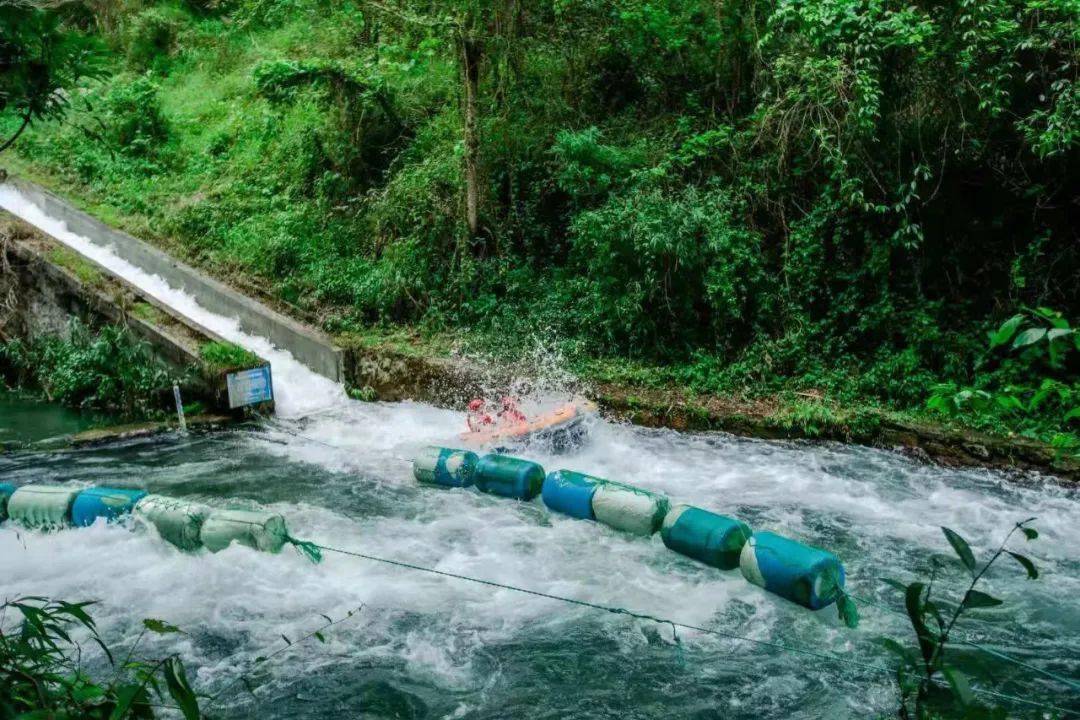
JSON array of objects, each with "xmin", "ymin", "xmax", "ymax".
[{"xmin": 226, "ymin": 365, "xmax": 274, "ymax": 408}]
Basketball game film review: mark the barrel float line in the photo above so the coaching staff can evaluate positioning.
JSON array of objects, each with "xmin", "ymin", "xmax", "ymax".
[
  {"xmin": 0, "ymin": 483, "xmax": 14, "ymax": 522},
  {"xmin": 541, "ymin": 470, "xmax": 603, "ymax": 520},
  {"xmin": 739, "ymin": 531, "xmax": 846, "ymax": 610},
  {"xmin": 71, "ymin": 487, "xmax": 148, "ymax": 527},
  {"xmin": 6, "ymin": 484, "xmax": 81, "ymax": 530},
  {"xmin": 201, "ymin": 508, "xmax": 289, "ymax": 553},
  {"xmin": 661, "ymin": 505, "xmax": 752, "ymax": 571},
  {"xmin": 133, "ymin": 494, "xmax": 210, "ymax": 551},
  {"xmin": 475, "ymin": 454, "xmax": 545, "ymax": 500},
  {"xmin": 413, "ymin": 446, "xmax": 480, "ymax": 488},
  {"xmin": 591, "ymin": 481, "xmax": 670, "ymax": 536}
]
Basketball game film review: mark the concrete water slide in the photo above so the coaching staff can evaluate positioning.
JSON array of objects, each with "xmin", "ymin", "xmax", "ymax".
[{"xmin": 7, "ymin": 177, "xmax": 344, "ymax": 383}]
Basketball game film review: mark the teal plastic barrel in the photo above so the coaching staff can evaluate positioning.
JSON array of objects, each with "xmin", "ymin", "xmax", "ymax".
[
  {"xmin": 6, "ymin": 485, "xmax": 80, "ymax": 529},
  {"xmin": 739, "ymin": 531, "xmax": 846, "ymax": 610},
  {"xmin": 542, "ymin": 470, "xmax": 602, "ymax": 519},
  {"xmin": 71, "ymin": 487, "xmax": 148, "ymax": 527},
  {"xmin": 0, "ymin": 483, "xmax": 14, "ymax": 522},
  {"xmin": 133, "ymin": 495, "xmax": 209, "ymax": 551},
  {"xmin": 591, "ymin": 482, "xmax": 669, "ymax": 536},
  {"xmin": 475, "ymin": 454, "xmax": 545, "ymax": 500},
  {"xmin": 661, "ymin": 505, "xmax": 751, "ymax": 570},
  {"xmin": 200, "ymin": 508, "xmax": 288, "ymax": 553},
  {"xmin": 413, "ymin": 446, "xmax": 479, "ymax": 488}
]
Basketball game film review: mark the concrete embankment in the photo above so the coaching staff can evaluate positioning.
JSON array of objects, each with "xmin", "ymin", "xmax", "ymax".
[
  {"xmin": 6, "ymin": 178, "xmax": 343, "ymax": 383},
  {"xmin": 0, "ymin": 211, "xmax": 268, "ymax": 419}
]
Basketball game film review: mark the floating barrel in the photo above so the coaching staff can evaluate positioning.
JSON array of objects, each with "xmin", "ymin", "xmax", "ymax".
[
  {"xmin": 591, "ymin": 481, "xmax": 670, "ymax": 536},
  {"xmin": 133, "ymin": 495, "xmax": 210, "ymax": 551},
  {"xmin": 0, "ymin": 483, "xmax": 14, "ymax": 522},
  {"xmin": 413, "ymin": 446, "xmax": 479, "ymax": 488},
  {"xmin": 661, "ymin": 505, "xmax": 751, "ymax": 570},
  {"xmin": 475, "ymin": 454, "xmax": 545, "ymax": 500},
  {"xmin": 6, "ymin": 484, "xmax": 81, "ymax": 529},
  {"xmin": 200, "ymin": 508, "xmax": 288, "ymax": 554},
  {"xmin": 71, "ymin": 487, "xmax": 148, "ymax": 527},
  {"xmin": 739, "ymin": 531, "xmax": 845, "ymax": 610},
  {"xmin": 542, "ymin": 470, "xmax": 603, "ymax": 520}
]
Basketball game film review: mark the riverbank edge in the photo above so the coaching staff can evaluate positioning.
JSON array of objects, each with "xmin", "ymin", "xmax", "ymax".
[
  {"xmin": 4, "ymin": 161, "xmax": 1076, "ymax": 481},
  {"xmin": 340, "ymin": 334, "xmax": 1078, "ymax": 481}
]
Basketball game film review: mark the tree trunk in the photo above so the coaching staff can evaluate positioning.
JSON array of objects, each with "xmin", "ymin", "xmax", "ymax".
[{"xmin": 460, "ymin": 33, "xmax": 481, "ymax": 237}]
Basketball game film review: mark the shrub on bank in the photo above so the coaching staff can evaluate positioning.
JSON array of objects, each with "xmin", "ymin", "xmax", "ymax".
[{"xmin": 0, "ymin": 320, "xmax": 174, "ymax": 416}]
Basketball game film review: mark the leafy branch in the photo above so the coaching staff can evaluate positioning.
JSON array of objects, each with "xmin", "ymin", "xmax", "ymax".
[{"xmin": 881, "ymin": 519, "xmax": 1040, "ymax": 719}]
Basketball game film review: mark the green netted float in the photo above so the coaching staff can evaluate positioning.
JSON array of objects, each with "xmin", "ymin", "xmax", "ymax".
[
  {"xmin": 413, "ymin": 446, "xmax": 479, "ymax": 488},
  {"xmin": 6, "ymin": 484, "xmax": 81, "ymax": 529},
  {"xmin": 200, "ymin": 508, "xmax": 289, "ymax": 553},
  {"xmin": 133, "ymin": 494, "xmax": 210, "ymax": 551},
  {"xmin": 661, "ymin": 505, "xmax": 751, "ymax": 570},
  {"xmin": 591, "ymin": 481, "xmax": 669, "ymax": 536}
]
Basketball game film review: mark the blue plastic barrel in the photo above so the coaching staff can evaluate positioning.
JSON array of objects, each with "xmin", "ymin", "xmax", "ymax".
[
  {"xmin": 475, "ymin": 454, "xmax": 545, "ymax": 500},
  {"xmin": 0, "ymin": 483, "xmax": 15, "ymax": 522},
  {"xmin": 542, "ymin": 470, "xmax": 602, "ymax": 519},
  {"xmin": 661, "ymin": 505, "xmax": 751, "ymax": 570},
  {"xmin": 739, "ymin": 531, "xmax": 845, "ymax": 610},
  {"xmin": 413, "ymin": 446, "xmax": 479, "ymax": 488},
  {"xmin": 71, "ymin": 487, "xmax": 148, "ymax": 527}
]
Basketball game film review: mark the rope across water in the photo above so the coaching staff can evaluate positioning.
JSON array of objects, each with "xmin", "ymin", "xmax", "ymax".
[
  {"xmin": 253, "ymin": 416, "xmax": 1080, "ymax": 697},
  {"xmin": 298, "ymin": 539, "xmax": 1078, "ymax": 718}
]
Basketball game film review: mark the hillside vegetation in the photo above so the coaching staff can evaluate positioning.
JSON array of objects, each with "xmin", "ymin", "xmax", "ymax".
[{"xmin": 3, "ymin": 0, "xmax": 1079, "ymax": 450}]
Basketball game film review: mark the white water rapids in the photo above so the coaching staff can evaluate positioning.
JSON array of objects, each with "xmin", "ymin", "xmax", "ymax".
[{"xmin": 1, "ymin": 185, "xmax": 1078, "ymax": 718}]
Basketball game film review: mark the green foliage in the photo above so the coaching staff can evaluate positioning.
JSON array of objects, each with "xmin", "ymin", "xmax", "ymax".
[
  {"xmin": 6, "ymin": 0, "xmax": 1080, "ymax": 439},
  {"xmin": 882, "ymin": 520, "xmax": 1041, "ymax": 719},
  {"xmin": 199, "ymin": 340, "xmax": 259, "ymax": 370},
  {"xmin": 927, "ymin": 308, "xmax": 1079, "ymax": 454},
  {"xmin": 125, "ymin": 7, "xmax": 187, "ymax": 73},
  {"xmin": 0, "ymin": 596, "xmax": 202, "ymax": 718},
  {"xmin": 560, "ymin": 184, "xmax": 768, "ymax": 355},
  {"xmin": 0, "ymin": 3, "xmax": 104, "ymax": 152},
  {"xmin": 102, "ymin": 74, "xmax": 170, "ymax": 155},
  {"xmin": 0, "ymin": 320, "xmax": 173, "ymax": 416}
]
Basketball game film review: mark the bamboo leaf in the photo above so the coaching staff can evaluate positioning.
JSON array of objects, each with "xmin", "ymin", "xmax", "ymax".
[
  {"xmin": 163, "ymin": 657, "xmax": 200, "ymax": 720},
  {"xmin": 1021, "ymin": 526, "xmax": 1038, "ymax": 540},
  {"xmin": 904, "ymin": 582, "xmax": 936, "ymax": 664},
  {"xmin": 880, "ymin": 577, "xmax": 907, "ymax": 593},
  {"xmin": 963, "ymin": 590, "xmax": 1003, "ymax": 609},
  {"xmin": 942, "ymin": 666, "xmax": 974, "ymax": 706},
  {"xmin": 143, "ymin": 618, "xmax": 182, "ymax": 634},
  {"xmin": 941, "ymin": 527, "xmax": 976, "ymax": 575},
  {"xmin": 879, "ymin": 637, "xmax": 914, "ymax": 663},
  {"xmin": 1006, "ymin": 551, "xmax": 1038, "ymax": 579},
  {"xmin": 108, "ymin": 684, "xmax": 142, "ymax": 720}
]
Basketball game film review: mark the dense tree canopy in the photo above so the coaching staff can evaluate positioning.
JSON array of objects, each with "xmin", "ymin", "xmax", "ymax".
[{"xmin": 3, "ymin": 0, "xmax": 1079, "ymax": 439}]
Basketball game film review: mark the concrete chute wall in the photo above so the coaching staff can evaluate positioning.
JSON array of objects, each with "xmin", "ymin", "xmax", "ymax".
[{"xmin": 7, "ymin": 178, "xmax": 344, "ymax": 383}]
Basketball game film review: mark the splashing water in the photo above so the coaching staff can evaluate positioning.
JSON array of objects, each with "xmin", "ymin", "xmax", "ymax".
[{"xmin": 1, "ymin": 186, "xmax": 1078, "ymax": 719}]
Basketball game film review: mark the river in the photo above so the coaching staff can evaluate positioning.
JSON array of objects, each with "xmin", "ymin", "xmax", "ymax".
[{"xmin": 1, "ymin": 185, "xmax": 1078, "ymax": 719}]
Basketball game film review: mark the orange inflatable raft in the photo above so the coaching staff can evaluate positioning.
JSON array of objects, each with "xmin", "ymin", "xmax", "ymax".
[{"xmin": 460, "ymin": 400, "xmax": 597, "ymax": 451}]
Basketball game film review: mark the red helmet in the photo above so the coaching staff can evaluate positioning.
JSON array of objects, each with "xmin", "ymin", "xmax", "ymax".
[{"xmin": 468, "ymin": 398, "xmax": 485, "ymax": 411}]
